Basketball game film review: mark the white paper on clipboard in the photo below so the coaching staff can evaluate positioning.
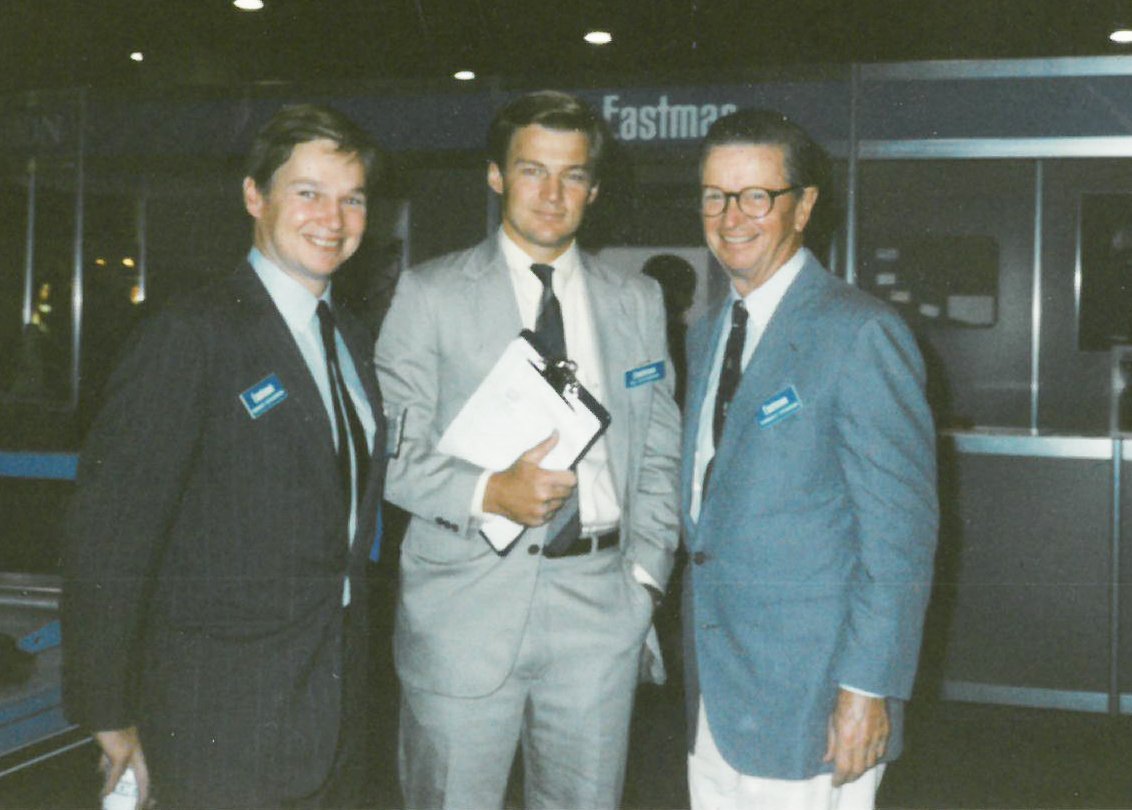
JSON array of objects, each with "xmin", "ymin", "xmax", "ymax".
[{"xmin": 437, "ymin": 333, "xmax": 609, "ymax": 551}]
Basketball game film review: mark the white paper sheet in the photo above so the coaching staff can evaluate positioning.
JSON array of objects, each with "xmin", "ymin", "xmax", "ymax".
[{"xmin": 437, "ymin": 335, "xmax": 607, "ymax": 550}]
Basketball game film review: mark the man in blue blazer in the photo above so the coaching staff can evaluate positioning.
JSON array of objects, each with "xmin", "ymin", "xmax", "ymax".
[
  {"xmin": 62, "ymin": 105, "xmax": 385, "ymax": 809},
  {"xmin": 682, "ymin": 109, "xmax": 938, "ymax": 809}
]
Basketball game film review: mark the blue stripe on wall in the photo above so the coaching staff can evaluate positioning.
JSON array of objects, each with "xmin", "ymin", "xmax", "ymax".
[{"xmin": 0, "ymin": 453, "xmax": 78, "ymax": 481}]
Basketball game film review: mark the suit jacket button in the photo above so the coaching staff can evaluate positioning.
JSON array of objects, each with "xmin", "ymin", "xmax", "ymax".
[
  {"xmin": 693, "ymin": 551, "xmax": 707, "ymax": 565},
  {"xmin": 528, "ymin": 544, "xmax": 541, "ymax": 555}
]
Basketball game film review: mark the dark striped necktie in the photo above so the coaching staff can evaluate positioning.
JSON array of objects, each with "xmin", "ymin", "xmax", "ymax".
[
  {"xmin": 316, "ymin": 301, "xmax": 369, "ymax": 515},
  {"xmin": 704, "ymin": 300, "xmax": 748, "ymax": 495}
]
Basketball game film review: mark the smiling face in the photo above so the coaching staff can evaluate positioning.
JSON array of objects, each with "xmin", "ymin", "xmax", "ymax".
[
  {"xmin": 701, "ymin": 142, "xmax": 817, "ymax": 297},
  {"xmin": 243, "ymin": 137, "xmax": 367, "ymax": 296},
  {"xmin": 487, "ymin": 124, "xmax": 599, "ymax": 263}
]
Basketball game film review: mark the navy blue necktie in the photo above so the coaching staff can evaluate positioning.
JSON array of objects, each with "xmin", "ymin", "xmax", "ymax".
[
  {"xmin": 529, "ymin": 263, "xmax": 581, "ymax": 552},
  {"xmin": 529, "ymin": 263, "xmax": 567, "ymax": 360},
  {"xmin": 704, "ymin": 300, "xmax": 748, "ymax": 495}
]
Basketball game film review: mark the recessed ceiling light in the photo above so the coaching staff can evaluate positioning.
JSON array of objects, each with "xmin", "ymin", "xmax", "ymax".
[
  {"xmin": 129, "ymin": 51, "xmax": 144, "ymax": 62},
  {"xmin": 233, "ymin": 0, "xmax": 265, "ymax": 10},
  {"xmin": 453, "ymin": 69, "xmax": 476, "ymax": 81},
  {"xmin": 584, "ymin": 30, "xmax": 612, "ymax": 45},
  {"xmin": 1111, "ymin": 28, "xmax": 1132, "ymax": 43}
]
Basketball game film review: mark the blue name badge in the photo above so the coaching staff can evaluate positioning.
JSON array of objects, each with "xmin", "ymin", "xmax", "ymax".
[
  {"xmin": 625, "ymin": 360, "xmax": 665, "ymax": 388},
  {"xmin": 756, "ymin": 385, "xmax": 802, "ymax": 428},
  {"xmin": 239, "ymin": 374, "xmax": 288, "ymax": 420}
]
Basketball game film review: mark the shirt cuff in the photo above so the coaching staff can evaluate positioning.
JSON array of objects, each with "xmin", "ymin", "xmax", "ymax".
[
  {"xmin": 839, "ymin": 684, "xmax": 883, "ymax": 699},
  {"xmin": 631, "ymin": 563, "xmax": 660, "ymax": 590},
  {"xmin": 470, "ymin": 469, "xmax": 493, "ymax": 520}
]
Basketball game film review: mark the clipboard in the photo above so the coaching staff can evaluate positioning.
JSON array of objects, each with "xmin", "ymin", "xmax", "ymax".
[{"xmin": 436, "ymin": 330, "xmax": 611, "ymax": 551}]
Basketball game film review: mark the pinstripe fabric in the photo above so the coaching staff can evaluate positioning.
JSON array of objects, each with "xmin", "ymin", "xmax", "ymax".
[{"xmin": 62, "ymin": 263, "xmax": 385, "ymax": 807}]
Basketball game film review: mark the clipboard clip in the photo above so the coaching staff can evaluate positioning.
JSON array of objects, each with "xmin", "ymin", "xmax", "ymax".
[
  {"xmin": 527, "ymin": 357, "xmax": 580, "ymax": 406},
  {"xmin": 521, "ymin": 328, "xmax": 581, "ymax": 406}
]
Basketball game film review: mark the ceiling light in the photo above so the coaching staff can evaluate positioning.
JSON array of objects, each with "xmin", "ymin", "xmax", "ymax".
[
  {"xmin": 1111, "ymin": 28, "xmax": 1132, "ymax": 43},
  {"xmin": 453, "ymin": 69, "xmax": 476, "ymax": 81},
  {"xmin": 584, "ymin": 30, "xmax": 612, "ymax": 45},
  {"xmin": 129, "ymin": 52, "xmax": 144, "ymax": 62},
  {"xmin": 233, "ymin": 0, "xmax": 265, "ymax": 10}
]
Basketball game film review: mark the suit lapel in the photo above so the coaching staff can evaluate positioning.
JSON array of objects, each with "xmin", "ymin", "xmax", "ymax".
[
  {"xmin": 467, "ymin": 239, "xmax": 524, "ymax": 364},
  {"xmin": 582, "ymin": 256, "xmax": 637, "ymax": 497},
  {"xmin": 336, "ymin": 310, "xmax": 382, "ymax": 455},
  {"xmin": 710, "ymin": 258, "xmax": 829, "ymax": 482},
  {"xmin": 230, "ymin": 264, "xmax": 340, "ymax": 488},
  {"xmin": 682, "ymin": 298, "xmax": 729, "ymax": 531}
]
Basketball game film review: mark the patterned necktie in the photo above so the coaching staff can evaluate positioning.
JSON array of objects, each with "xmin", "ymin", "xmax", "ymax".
[
  {"xmin": 316, "ymin": 301, "xmax": 369, "ymax": 514},
  {"xmin": 529, "ymin": 263, "xmax": 581, "ymax": 553},
  {"xmin": 704, "ymin": 300, "xmax": 748, "ymax": 495}
]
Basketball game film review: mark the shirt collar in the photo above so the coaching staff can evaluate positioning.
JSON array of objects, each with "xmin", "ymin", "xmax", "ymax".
[
  {"xmin": 731, "ymin": 247, "xmax": 809, "ymax": 329},
  {"xmin": 497, "ymin": 227, "xmax": 581, "ymax": 284},
  {"xmin": 248, "ymin": 247, "xmax": 330, "ymax": 332}
]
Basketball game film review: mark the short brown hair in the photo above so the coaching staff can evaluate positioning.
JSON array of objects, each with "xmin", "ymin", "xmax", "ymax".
[
  {"xmin": 245, "ymin": 104, "xmax": 381, "ymax": 193},
  {"xmin": 487, "ymin": 91, "xmax": 607, "ymax": 181},
  {"xmin": 700, "ymin": 108, "xmax": 830, "ymax": 192}
]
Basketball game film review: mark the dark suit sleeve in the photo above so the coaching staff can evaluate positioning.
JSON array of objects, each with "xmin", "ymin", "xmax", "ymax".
[
  {"xmin": 62, "ymin": 309, "xmax": 207, "ymax": 731},
  {"xmin": 830, "ymin": 311, "xmax": 939, "ymax": 699}
]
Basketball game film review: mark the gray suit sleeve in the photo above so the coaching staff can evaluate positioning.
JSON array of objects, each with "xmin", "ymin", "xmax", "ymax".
[
  {"xmin": 375, "ymin": 269, "xmax": 483, "ymax": 534},
  {"xmin": 622, "ymin": 278, "xmax": 682, "ymax": 590},
  {"xmin": 831, "ymin": 312, "xmax": 939, "ymax": 699}
]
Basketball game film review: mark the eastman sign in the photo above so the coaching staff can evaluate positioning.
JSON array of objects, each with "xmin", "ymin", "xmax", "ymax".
[{"xmin": 601, "ymin": 94, "xmax": 738, "ymax": 142}]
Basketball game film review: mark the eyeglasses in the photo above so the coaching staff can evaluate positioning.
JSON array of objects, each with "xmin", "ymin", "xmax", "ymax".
[{"xmin": 700, "ymin": 185, "xmax": 801, "ymax": 218}]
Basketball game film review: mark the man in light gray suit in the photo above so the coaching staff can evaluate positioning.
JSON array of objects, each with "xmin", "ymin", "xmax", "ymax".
[
  {"xmin": 682, "ymin": 109, "xmax": 938, "ymax": 809},
  {"xmin": 375, "ymin": 91, "xmax": 680, "ymax": 810}
]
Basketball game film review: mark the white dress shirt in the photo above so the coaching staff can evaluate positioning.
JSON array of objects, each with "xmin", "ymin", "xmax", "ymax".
[{"xmin": 470, "ymin": 229, "xmax": 621, "ymax": 534}]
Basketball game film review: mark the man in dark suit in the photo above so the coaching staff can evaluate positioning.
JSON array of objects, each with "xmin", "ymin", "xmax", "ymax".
[
  {"xmin": 62, "ymin": 104, "xmax": 385, "ymax": 809},
  {"xmin": 375, "ymin": 91, "xmax": 680, "ymax": 809},
  {"xmin": 681, "ymin": 109, "xmax": 938, "ymax": 809}
]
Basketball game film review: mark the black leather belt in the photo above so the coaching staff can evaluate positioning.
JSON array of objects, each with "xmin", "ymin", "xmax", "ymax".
[{"xmin": 543, "ymin": 529, "xmax": 619, "ymax": 559}]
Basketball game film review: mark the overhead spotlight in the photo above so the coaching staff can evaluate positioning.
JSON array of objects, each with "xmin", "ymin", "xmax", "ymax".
[
  {"xmin": 122, "ymin": 257, "xmax": 136, "ymax": 269},
  {"xmin": 233, "ymin": 0, "xmax": 265, "ymax": 10},
  {"xmin": 130, "ymin": 51, "xmax": 144, "ymax": 62},
  {"xmin": 584, "ymin": 30, "xmax": 612, "ymax": 45},
  {"xmin": 453, "ymin": 69, "xmax": 476, "ymax": 81},
  {"xmin": 1111, "ymin": 28, "xmax": 1132, "ymax": 43}
]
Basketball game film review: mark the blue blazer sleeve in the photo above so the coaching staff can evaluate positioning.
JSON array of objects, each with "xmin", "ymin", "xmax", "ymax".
[{"xmin": 830, "ymin": 310, "xmax": 939, "ymax": 699}]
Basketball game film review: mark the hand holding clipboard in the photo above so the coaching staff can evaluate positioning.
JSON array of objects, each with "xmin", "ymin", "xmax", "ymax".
[{"xmin": 436, "ymin": 330, "xmax": 611, "ymax": 551}]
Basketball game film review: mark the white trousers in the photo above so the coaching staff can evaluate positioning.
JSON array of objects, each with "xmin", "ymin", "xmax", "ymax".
[{"xmin": 688, "ymin": 698, "xmax": 885, "ymax": 810}]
